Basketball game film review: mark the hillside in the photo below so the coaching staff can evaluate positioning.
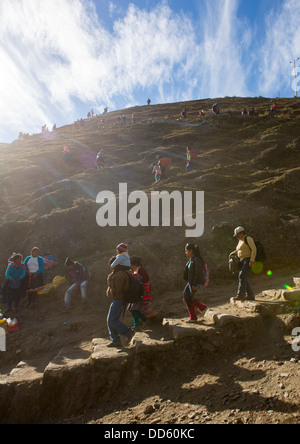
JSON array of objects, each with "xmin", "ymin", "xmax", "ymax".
[
  {"xmin": 1, "ymin": 97, "xmax": 300, "ymax": 277},
  {"xmin": 0, "ymin": 96, "xmax": 300, "ymax": 424}
]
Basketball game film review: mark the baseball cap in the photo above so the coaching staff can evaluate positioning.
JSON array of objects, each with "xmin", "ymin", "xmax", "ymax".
[{"xmin": 233, "ymin": 227, "xmax": 245, "ymax": 237}]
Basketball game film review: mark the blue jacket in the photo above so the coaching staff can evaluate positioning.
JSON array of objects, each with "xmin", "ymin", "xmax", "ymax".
[
  {"xmin": 111, "ymin": 253, "xmax": 131, "ymax": 269},
  {"xmin": 6, "ymin": 263, "xmax": 27, "ymax": 281},
  {"xmin": 24, "ymin": 256, "xmax": 45, "ymax": 275}
]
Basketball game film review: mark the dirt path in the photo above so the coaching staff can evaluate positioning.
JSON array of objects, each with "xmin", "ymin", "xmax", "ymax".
[
  {"xmin": 0, "ymin": 267, "xmax": 299, "ymax": 424},
  {"xmin": 86, "ymin": 343, "xmax": 300, "ymax": 425}
]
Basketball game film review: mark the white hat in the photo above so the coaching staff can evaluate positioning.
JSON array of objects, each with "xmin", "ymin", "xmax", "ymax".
[{"xmin": 233, "ymin": 226, "xmax": 245, "ymax": 237}]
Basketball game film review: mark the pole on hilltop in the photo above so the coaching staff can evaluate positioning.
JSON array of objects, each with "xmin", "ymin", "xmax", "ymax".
[{"xmin": 290, "ymin": 57, "xmax": 300, "ymax": 97}]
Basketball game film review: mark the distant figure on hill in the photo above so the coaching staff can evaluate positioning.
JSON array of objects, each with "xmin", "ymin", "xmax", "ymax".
[
  {"xmin": 181, "ymin": 108, "xmax": 187, "ymax": 119},
  {"xmin": 185, "ymin": 147, "xmax": 194, "ymax": 173},
  {"xmin": 96, "ymin": 151, "xmax": 105, "ymax": 171},
  {"xmin": 63, "ymin": 146, "xmax": 72, "ymax": 163},
  {"xmin": 271, "ymin": 103, "xmax": 277, "ymax": 115},
  {"xmin": 152, "ymin": 163, "xmax": 162, "ymax": 182},
  {"xmin": 147, "ymin": 98, "xmax": 151, "ymax": 106},
  {"xmin": 183, "ymin": 244, "xmax": 208, "ymax": 323},
  {"xmin": 212, "ymin": 103, "xmax": 220, "ymax": 115},
  {"xmin": 156, "ymin": 155, "xmax": 171, "ymax": 179},
  {"xmin": 64, "ymin": 258, "xmax": 91, "ymax": 310}
]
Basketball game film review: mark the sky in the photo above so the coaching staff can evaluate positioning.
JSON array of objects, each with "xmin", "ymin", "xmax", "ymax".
[{"xmin": 0, "ymin": 0, "xmax": 300, "ymax": 143}]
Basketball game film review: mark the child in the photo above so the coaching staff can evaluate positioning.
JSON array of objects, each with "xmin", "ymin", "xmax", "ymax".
[
  {"xmin": 131, "ymin": 257, "xmax": 154, "ymax": 321},
  {"xmin": 110, "ymin": 243, "xmax": 131, "ymax": 269},
  {"xmin": 183, "ymin": 244, "xmax": 208, "ymax": 323},
  {"xmin": 5, "ymin": 253, "xmax": 27, "ymax": 315}
]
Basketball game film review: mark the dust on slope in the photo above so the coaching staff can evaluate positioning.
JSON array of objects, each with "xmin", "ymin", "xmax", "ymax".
[{"xmin": 0, "ymin": 96, "xmax": 300, "ymax": 381}]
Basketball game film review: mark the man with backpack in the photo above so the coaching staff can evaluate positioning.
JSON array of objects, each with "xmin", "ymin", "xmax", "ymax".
[
  {"xmin": 106, "ymin": 257, "xmax": 136, "ymax": 348},
  {"xmin": 230, "ymin": 227, "xmax": 257, "ymax": 301}
]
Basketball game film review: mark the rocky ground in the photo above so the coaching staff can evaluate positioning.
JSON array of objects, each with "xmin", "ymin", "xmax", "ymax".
[
  {"xmin": 0, "ymin": 267, "xmax": 299, "ymax": 424},
  {"xmin": 76, "ymin": 274, "xmax": 300, "ymax": 426}
]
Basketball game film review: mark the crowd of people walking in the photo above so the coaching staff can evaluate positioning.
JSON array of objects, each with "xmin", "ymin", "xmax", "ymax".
[{"xmin": 0, "ymin": 226, "xmax": 262, "ymax": 348}]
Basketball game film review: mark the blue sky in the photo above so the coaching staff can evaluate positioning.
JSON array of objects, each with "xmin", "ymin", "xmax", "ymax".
[{"xmin": 0, "ymin": 0, "xmax": 299, "ymax": 143}]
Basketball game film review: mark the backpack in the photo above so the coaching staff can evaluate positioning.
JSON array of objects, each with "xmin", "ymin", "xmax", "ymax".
[
  {"xmin": 201, "ymin": 264, "xmax": 210, "ymax": 289},
  {"xmin": 244, "ymin": 236, "xmax": 267, "ymax": 262},
  {"xmin": 184, "ymin": 258, "xmax": 209, "ymax": 289},
  {"xmin": 229, "ymin": 254, "xmax": 240, "ymax": 274},
  {"xmin": 124, "ymin": 275, "xmax": 145, "ymax": 304}
]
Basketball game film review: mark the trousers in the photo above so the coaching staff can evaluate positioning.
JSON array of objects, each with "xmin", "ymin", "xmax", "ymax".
[{"xmin": 237, "ymin": 258, "xmax": 254, "ymax": 299}]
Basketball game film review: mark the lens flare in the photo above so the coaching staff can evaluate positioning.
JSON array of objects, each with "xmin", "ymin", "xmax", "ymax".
[
  {"xmin": 267, "ymin": 270, "xmax": 273, "ymax": 276},
  {"xmin": 252, "ymin": 261, "xmax": 264, "ymax": 274}
]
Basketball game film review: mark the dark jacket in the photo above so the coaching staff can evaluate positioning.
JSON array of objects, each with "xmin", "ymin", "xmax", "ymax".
[
  {"xmin": 106, "ymin": 269, "xmax": 131, "ymax": 301},
  {"xmin": 68, "ymin": 262, "xmax": 89, "ymax": 286},
  {"xmin": 184, "ymin": 256, "xmax": 205, "ymax": 287}
]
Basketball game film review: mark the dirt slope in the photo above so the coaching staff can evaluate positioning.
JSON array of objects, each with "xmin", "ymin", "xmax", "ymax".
[{"xmin": 0, "ymin": 97, "xmax": 300, "ymax": 424}]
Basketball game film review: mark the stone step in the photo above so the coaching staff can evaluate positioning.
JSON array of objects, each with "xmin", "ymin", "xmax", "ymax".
[
  {"xmin": 293, "ymin": 277, "xmax": 300, "ymax": 288},
  {"xmin": 0, "ymin": 291, "xmax": 294, "ymax": 424},
  {"xmin": 230, "ymin": 298, "xmax": 290, "ymax": 316},
  {"xmin": 282, "ymin": 288, "xmax": 300, "ymax": 305}
]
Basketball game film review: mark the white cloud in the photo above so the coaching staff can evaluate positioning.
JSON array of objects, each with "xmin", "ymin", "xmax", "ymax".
[
  {"xmin": 196, "ymin": 0, "xmax": 253, "ymax": 98},
  {"xmin": 0, "ymin": 0, "xmax": 201, "ymax": 140},
  {"xmin": 257, "ymin": 0, "xmax": 300, "ymax": 96},
  {"xmin": 1, "ymin": 0, "xmax": 299, "ymax": 142}
]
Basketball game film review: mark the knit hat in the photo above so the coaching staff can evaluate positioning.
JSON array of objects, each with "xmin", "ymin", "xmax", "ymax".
[
  {"xmin": 65, "ymin": 257, "xmax": 74, "ymax": 267},
  {"xmin": 116, "ymin": 243, "xmax": 128, "ymax": 252}
]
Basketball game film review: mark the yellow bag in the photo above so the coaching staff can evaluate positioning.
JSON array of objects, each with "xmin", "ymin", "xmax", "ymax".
[
  {"xmin": 52, "ymin": 276, "xmax": 66, "ymax": 289},
  {"xmin": 37, "ymin": 276, "xmax": 66, "ymax": 295},
  {"xmin": 37, "ymin": 283, "xmax": 54, "ymax": 295},
  {"xmin": 0, "ymin": 318, "xmax": 7, "ymax": 327}
]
